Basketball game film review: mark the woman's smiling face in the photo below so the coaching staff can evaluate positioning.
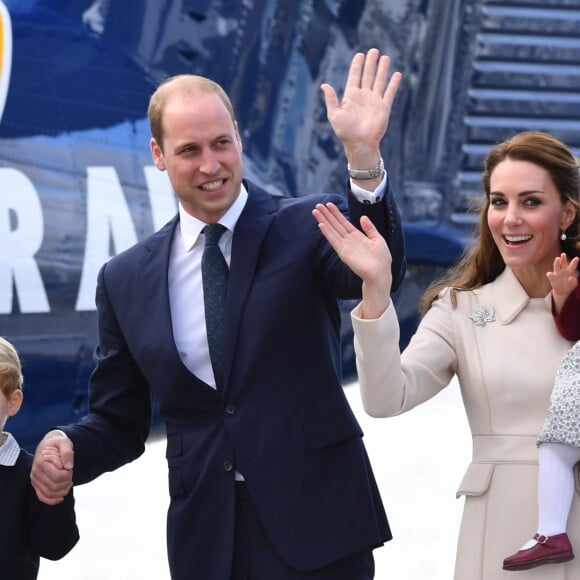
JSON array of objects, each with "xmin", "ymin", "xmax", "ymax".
[{"xmin": 487, "ymin": 158, "xmax": 575, "ymax": 288}]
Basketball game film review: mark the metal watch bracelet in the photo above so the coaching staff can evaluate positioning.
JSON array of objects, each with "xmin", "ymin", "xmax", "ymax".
[{"xmin": 347, "ymin": 156, "xmax": 384, "ymax": 180}]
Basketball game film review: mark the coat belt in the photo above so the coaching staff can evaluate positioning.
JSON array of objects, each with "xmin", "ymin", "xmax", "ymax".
[
  {"xmin": 471, "ymin": 434, "xmax": 580, "ymax": 493},
  {"xmin": 471, "ymin": 435, "xmax": 538, "ymax": 463}
]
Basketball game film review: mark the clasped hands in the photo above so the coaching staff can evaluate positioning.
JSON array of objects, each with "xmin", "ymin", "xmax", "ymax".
[{"xmin": 30, "ymin": 431, "xmax": 74, "ymax": 505}]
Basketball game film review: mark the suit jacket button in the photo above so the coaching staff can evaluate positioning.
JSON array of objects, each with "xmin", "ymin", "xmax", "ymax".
[
  {"xmin": 223, "ymin": 460, "xmax": 233, "ymax": 472},
  {"xmin": 225, "ymin": 404, "xmax": 236, "ymax": 415}
]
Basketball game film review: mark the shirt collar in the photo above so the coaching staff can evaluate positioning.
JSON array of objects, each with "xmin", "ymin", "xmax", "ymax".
[
  {"xmin": 0, "ymin": 432, "xmax": 20, "ymax": 467},
  {"xmin": 178, "ymin": 184, "xmax": 248, "ymax": 252}
]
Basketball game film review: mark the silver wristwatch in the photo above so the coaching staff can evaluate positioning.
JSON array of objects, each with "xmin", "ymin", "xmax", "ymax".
[{"xmin": 347, "ymin": 157, "xmax": 384, "ymax": 180}]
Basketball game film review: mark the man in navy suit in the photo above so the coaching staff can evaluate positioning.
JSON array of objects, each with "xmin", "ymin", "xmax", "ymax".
[{"xmin": 31, "ymin": 48, "xmax": 406, "ymax": 579}]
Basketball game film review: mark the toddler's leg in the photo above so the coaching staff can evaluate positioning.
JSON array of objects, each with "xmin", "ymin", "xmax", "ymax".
[
  {"xmin": 536, "ymin": 442, "xmax": 580, "ymax": 540},
  {"xmin": 503, "ymin": 442, "xmax": 578, "ymax": 570}
]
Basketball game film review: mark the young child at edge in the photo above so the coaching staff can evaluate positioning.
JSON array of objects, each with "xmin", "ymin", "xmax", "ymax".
[
  {"xmin": 503, "ymin": 252, "xmax": 580, "ymax": 571},
  {"xmin": 0, "ymin": 336, "xmax": 79, "ymax": 579}
]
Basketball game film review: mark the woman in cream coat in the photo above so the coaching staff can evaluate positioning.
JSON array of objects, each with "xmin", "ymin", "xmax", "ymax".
[{"xmin": 312, "ymin": 131, "xmax": 580, "ymax": 579}]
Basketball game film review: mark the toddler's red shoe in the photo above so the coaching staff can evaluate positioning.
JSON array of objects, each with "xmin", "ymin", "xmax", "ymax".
[{"xmin": 503, "ymin": 533, "xmax": 574, "ymax": 571}]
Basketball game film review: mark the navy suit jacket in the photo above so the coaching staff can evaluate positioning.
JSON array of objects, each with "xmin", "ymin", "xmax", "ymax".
[{"xmin": 64, "ymin": 179, "xmax": 405, "ymax": 580}]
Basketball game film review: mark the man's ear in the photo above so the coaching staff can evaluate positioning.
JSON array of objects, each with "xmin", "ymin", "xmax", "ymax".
[
  {"xmin": 150, "ymin": 138, "xmax": 166, "ymax": 171},
  {"xmin": 7, "ymin": 389, "xmax": 23, "ymax": 417}
]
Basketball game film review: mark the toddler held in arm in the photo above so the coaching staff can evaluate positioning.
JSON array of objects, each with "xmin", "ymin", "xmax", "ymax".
[
  {"xmin": 0, "ymin": 336, "xmax": 79, "ymax": 579},
  {"xmin": 503, "ymin": 253, "xmax": 580, "ymax": 571}
]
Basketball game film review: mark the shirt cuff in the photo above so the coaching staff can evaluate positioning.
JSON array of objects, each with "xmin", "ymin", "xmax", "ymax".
[
  {"xmin": 50, "ymin": 429, "xmax": 69, "ymax": 439},
  {"xmin": 349, "ymin": 170, "xmax": 387, "ymax": 204}
]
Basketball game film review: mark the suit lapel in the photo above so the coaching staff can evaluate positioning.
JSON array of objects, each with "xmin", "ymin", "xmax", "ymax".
[
  {"xmin": 221, "ymin": 183, "xmax": 278, "ymax": 391},
  {"xmin": 140, "ymin": 216, "xmax": 217, "ymax": 393},
  {"xmin": 140, "ymin": 217, "xmax": 176, "ymax": 338}
]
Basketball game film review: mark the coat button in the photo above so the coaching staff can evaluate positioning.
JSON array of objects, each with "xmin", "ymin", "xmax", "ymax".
[
  {"xmin": 225, "ymin": 404, "xmax": 236, "ymax": 415},
  {"xmin": 223, "ymin": 460, "xmax": 233, "ymax": 472}
]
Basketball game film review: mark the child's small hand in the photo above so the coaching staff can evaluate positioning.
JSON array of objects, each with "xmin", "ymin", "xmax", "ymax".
[
  {"xmin": 547, "ymin": 253, "xmax": 579, "ymax": 313},
  {"xmin": 31, "ymin": 431, "xmax": 74, "ymax": 504},
  {"xmin": 42, "ymin": 445, "xmax": 64, "ymax": 470}
]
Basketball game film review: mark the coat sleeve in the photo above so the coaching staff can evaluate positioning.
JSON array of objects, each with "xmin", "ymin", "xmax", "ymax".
[
  {"xmin": 62, "ymin": 262, "xmax": 150, "ymax": 484},
  {"xmin": 27, "ymin": 487, "xmax": 80, "ymax": 560},
  {"xmin": 347, "ymin": 176, "xmax": 406, "ymax": 293},
  {"xmin": 351, "ymin": 289, "xmax": 457, "ymax": 417},
  {"xmin": 553, "ymin": 285, "xmax": 580, "ymax": 341}
]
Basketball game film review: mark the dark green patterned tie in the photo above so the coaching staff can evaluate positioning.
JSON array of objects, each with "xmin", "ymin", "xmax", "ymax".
[{"xmin": 201, "ymin": 224, "xmax": 228, "ymax": 389}]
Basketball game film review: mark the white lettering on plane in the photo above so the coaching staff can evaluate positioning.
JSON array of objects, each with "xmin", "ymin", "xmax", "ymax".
[
  {"xmin": 0, "ymin": 168, "xmax": 49, "ymax": 313},
  {"xmin": 0, "ymin": 166, "xmax": 176, "ymax": 314}
]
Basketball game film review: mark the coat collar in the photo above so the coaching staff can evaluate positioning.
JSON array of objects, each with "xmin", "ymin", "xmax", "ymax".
[
  {"xmin": 481, "ymin": 267, "xmax": 551, "ymax": 325},
  {"xmin": 0, "ymin": 432, "xmax": 19, "ymax": 466}
]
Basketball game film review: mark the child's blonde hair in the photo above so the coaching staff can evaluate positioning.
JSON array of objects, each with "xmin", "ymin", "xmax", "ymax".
[{"xmin": 0, "ymin": 337, "xmax": 23, "ymax": 396}]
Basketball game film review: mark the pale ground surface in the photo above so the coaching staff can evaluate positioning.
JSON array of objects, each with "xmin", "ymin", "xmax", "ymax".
[{"xmin": 39, "ymin": 377, "xmax": 470, "ymax": 580}]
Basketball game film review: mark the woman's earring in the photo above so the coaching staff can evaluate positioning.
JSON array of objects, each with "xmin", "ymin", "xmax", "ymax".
[{"xmin": 561, "ymin": 231, "xmax": 568, "ymax": 241}]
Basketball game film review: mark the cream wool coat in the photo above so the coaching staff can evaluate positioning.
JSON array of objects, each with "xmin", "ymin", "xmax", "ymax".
[{"xmin": 352, "ymin": 267, "xmax": 580, "ymax": 579}]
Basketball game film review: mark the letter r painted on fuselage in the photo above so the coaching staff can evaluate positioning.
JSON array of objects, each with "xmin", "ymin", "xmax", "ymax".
[{"xmin": 0, "ymin": 169, "xmax": 50, "ymax": 313}]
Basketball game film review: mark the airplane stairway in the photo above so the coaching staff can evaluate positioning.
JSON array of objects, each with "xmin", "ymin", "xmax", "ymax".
[{"xmin": 451, "ymin": 0, "xmax": 580, "ymax": 226}]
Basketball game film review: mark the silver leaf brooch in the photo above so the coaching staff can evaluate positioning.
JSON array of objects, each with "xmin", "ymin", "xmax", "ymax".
[{"xmin": 469, "ymin": 305, "xmax": 496, "ymax": 327}]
